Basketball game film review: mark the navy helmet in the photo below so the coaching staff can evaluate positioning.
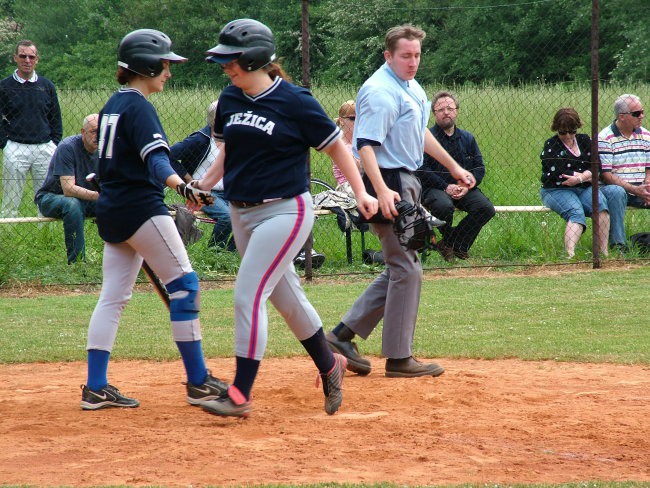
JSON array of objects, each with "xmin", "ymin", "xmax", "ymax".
[
  {"xmin": 118, "ymin": 29, "xmax": 187, "ymax": 77},
  {"xmin": 206, "ymin": 19, "xmax": 275, "ymax": 71}
]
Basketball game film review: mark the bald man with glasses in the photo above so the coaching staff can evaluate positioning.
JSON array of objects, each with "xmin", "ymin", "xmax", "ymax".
[
  {"xmin": 598, "ymin": 94, "xmax": 650, "ymax": 250},
  {"xmin": 0, "ymin": 40, "xmax": 62, "ymax": 218}
]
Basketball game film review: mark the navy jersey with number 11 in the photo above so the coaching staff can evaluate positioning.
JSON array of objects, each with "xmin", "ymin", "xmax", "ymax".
[{"xmin": 96, "ymin": 88, "xmax": 171, "ymax": 243}]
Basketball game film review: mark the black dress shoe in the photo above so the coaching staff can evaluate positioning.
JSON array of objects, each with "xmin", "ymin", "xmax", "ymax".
[
  {"xmin": 435, "ymin": 241, "xmax": 455, "ymax": 262},
  {"xmin": 385, "ymin": 356, "xmax": 445, "ymax": 378},
  {"xmin": 454, "ymin": 249, "xmax": 469, "ymax": 260},
  {"xmin": 325, "ymin": 331, "xmax": 371, "ymax": 376}
]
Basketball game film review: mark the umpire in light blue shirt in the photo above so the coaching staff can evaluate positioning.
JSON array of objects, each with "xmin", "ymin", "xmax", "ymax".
[{"xmin": 326, "ymin": 24, "xmax": 476, "ymax": 379}]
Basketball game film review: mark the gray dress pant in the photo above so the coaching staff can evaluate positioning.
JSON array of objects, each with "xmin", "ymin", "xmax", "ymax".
[{"xmin": 342, "ymin": 172, "xmax": 423, "ymax": 359}]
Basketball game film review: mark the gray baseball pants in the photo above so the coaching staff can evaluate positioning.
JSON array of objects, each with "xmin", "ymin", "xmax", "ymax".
[{"xmin": 342, "ymin": 171, "xmax": 423, "ymax": 359}]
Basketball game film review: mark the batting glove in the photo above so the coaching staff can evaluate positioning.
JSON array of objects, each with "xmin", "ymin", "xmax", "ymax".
[{"xmin": 176, "ymin": 181, "xmax": 215, "ymax": 206}]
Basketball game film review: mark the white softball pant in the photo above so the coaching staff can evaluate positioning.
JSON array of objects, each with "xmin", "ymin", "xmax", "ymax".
[
  {"xmin": 86, "ymin": 215, "xmax": 200, "ymax": 352},
  {"xmin": 230, "ymin": 192, "xmax": 321, "ymax": 360}
]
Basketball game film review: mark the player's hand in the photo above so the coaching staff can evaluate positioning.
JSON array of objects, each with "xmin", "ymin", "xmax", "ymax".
[
  {"xmin": 176, "ymin": 181, "xmax": 214, "ymax": 207},
  {"xmin": 355, "ymin": 191, "xmax": 379, "ymax": 220}
]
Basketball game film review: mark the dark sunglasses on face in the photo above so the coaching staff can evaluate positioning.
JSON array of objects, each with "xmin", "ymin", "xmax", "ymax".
[
  {"xmin": 344, "ymin": 116, "xmax": 356, "ymax": 121},
  {"xmin": 558, "ymin": 130, "xmax": 577, "ymax": 135},
  {"xmin": 623, "ymin": 110, "xmax": 644, "ymax": 118},
  {"xmin": 17, "ymin": 54, "xmax": 37, "ymax": 60}
]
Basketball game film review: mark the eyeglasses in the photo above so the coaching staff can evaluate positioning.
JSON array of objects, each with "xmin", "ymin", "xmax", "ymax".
[
  {"xmin": 17, "ymin": 54, "xmax": 37, "ymax": 60},
  {"xmin": 433, "ymin": 106, "xmax": 458, "ymax": 113},
  {"xmin": 344, "ymin": 116, "xmax": 356, "ymax": 121},
  {"xmin": 622, "ymin": 110, "xmax": 644, "ymax": 118},
  {"xmin": 558, "ymin": 130, "xmax": 577, "ymax": 135}
]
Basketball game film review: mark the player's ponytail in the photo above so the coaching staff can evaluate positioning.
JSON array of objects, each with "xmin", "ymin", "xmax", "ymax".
[
  {"xmin": 265, "ymin": 61, "xmax": 291, "ymax": 82},
  {"xmin": 116, "ymin": 66, "xmax": 142, "ymax": 85}
]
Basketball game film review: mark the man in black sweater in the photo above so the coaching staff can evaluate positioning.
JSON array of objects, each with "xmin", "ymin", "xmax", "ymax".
[
  {"xmin": 416, "ymin": 91, "xmax": 495, "ymax": 261},
  {"xmin": 0, "ymin": 40, "xmax": 62, "ymax": 217}
]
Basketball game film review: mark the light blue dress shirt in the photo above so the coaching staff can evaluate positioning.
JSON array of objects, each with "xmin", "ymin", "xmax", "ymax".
[{"xmin": 353, "ymin": 62, "xmax": 430, "ymax": 171}]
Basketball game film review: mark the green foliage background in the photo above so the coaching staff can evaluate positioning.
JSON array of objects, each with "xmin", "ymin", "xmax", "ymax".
[{"xmin": 0, "ymin": 0, "xmax": 648, "ymax": 88}]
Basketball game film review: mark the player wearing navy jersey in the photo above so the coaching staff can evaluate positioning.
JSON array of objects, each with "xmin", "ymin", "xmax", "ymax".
[
  {"xmin": 80, "ymin": 29, "xmax": 227, "ymax": 411},
  {"xmin": 190, "ymin": 19, "xmax": 377, "ymax": 418}
]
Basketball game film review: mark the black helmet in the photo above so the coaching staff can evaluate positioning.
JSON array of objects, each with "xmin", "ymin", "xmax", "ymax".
[
  {"xmin": 206, "ymin": 18, "xmax": 275, "ymax": 72},
  {"xmin": 118, "ymin": 29, "xmax": 187, "ymax": 78}
]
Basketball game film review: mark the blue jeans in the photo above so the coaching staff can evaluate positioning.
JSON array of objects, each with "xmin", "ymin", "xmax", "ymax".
[
  {"xmin": 599, "ymin": 184, "xmax": 628, "ymax": 246},
  {"xmin": 540, "ymin": 186, "xmax": 604, "ymax": 228},
  {"xmin": 37, "ymin": 193, "xmax": 96, "ymax": 264},
  {"xmin": 201, "ymin": 190, "xmax": 235, "ymax": 250},
  {"xmin": 541, "ymin": 185, "xmax": 628, "ymax": 246}
]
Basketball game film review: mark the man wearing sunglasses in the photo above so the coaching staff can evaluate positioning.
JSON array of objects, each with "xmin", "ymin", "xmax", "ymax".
[
  {"xmin": 0, "ymin": 40, "xmax": 62, "ymax": 218},
  {"xmin": 598, "ymin": 94, "xmax": 650, "ymax": 250}
]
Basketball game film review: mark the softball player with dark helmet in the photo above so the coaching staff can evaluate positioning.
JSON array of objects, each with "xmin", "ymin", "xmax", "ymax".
[
  {"xmin": 80, "ymin": 29, "xmax": 228, "ymax": 410},
  {"xmin": 191, "ymin": 19, "xmax": 377, "ymax": 418}
]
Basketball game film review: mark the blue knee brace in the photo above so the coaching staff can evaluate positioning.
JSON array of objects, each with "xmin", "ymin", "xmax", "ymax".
[{"xmin": 166, "ymin": 271, "xmax": 200, "ymax": 321}]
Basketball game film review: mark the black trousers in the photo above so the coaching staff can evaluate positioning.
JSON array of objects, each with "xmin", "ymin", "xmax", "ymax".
[{"xmin": 422, "ymin": 187, "xmax": 495, "ymax": 253}]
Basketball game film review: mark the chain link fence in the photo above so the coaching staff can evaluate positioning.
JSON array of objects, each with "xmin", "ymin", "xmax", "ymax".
[{"xmin": 1, "ymin": 6, "xmax": 649, "ymax": 287}]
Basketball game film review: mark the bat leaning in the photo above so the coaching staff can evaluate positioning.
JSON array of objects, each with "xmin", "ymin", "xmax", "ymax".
[{"xmin": 86, "ymin": 172, "xmax": 171, "ymax": 310}]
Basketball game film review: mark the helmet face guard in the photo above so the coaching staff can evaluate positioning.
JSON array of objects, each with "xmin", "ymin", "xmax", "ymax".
[
  {"xmin": 206, "ymin": 18, "xmax": 275, "ymax": 72},
  {"xmin": 118, "ymin": 29, "xmax": 187, "ymax": 78}
]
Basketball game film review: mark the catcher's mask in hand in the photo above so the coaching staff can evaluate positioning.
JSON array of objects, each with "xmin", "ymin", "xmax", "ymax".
[{"xmin": 392, "ymin": 200, "xmax": 445, "ymax": 253}]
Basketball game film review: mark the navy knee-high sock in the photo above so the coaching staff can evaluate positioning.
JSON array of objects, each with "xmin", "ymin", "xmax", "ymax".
[
  {"xmin": 233, "ymin": 356, "xmax": 260, "ymax": 401},
  {"xmin": 301, "ymin": 328, "xmax": 335, "ymax": 375}
]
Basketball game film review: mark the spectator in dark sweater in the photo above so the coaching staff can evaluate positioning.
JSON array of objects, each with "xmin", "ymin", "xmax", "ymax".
[
  {"xmin": 170, "ymin": 101, "xmax": 234, "ymax": 250},
  {"xmin": 0, "ymin": 40, "xmax": 62, "ymax": 217},
  {"xmin": 416, "ymin": 91, "xmax": 495, "ymax": 261}
]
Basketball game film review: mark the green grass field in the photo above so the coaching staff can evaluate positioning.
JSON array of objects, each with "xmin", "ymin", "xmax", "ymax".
[{"xmin": 2, "ymin": 266, "xmax": 648, "ymax": 365}]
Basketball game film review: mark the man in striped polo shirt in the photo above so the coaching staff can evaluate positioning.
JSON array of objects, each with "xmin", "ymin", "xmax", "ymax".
[
  {"xmin": 598, "ymin": 94, "xmax": 650, "ymax": 249},
  {"xmin": 599, "ymin": 94, "xmax": 650, "ymax": 206}
]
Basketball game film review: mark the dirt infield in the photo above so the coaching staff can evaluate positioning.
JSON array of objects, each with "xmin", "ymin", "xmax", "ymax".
[{"xmin": 1, "ymin": 357, "xmax": 648, "ymax": 486}]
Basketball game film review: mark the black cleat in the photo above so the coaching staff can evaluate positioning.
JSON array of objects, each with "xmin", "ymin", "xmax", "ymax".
[{"xmin": 80, "ymin": 384, "xmax": 140, "ymax": 410}]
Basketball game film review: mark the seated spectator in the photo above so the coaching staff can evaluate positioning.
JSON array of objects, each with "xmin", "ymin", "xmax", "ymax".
[
  {"xmin": 35, "ymin": 114, "xmax": 99, "ymax": 264},
  {"xmin": 416, "ymin": 91, "xmax": 495, "ymax": 261},
  {"xmin": 598, "ymin": 93, "xmax": 650, "ymax": 251},
  {"xmin": 294, "ymin": 100, "xmax": 365, "ymax": 270},
  {"xmin": 332, "ymin": 99, "xmax": 362, "ymax": 197},
  {"xmin": 540, "ymin": 108, "xmax": 617, "ymax": 258},
  {"xmin": 170, "ymin": 101, "xmax": 235, "ymax": 251}
]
